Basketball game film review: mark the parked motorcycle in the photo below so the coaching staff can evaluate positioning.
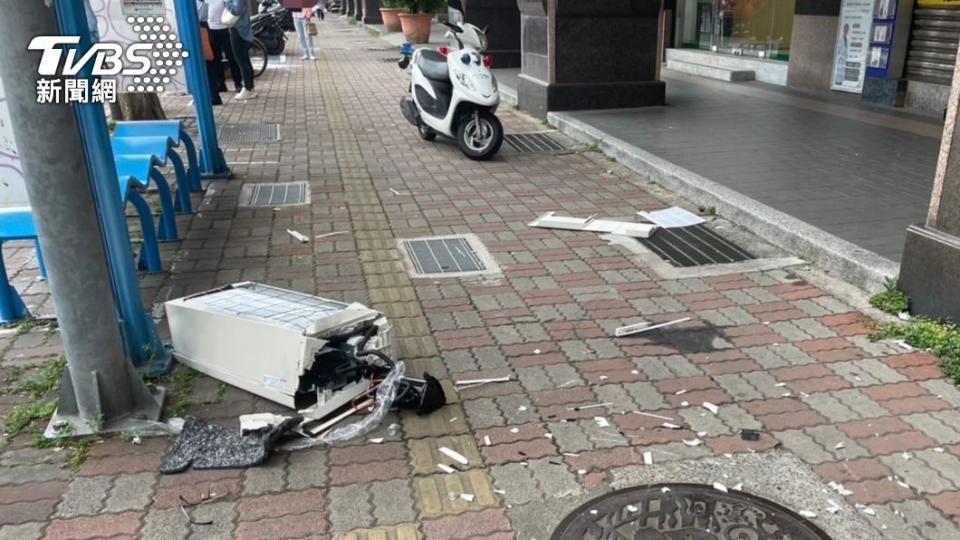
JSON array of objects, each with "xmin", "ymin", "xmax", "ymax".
[
  {"xmin": 258, "ymin": 0, "xmax": 295, "ymax": 31},
  {"xmin": 398, "ymin": 2, "xmax": 503, "ymax": 160},
  {"xmin": 252, "ymin": 2, "xmax": 289, "ymax": 55}
]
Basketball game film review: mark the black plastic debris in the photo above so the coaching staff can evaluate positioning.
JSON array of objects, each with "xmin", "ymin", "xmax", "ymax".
[
  {"xmin": 395, "ymin": 373, "xmax": 446, "ymax": 416},
  {"xmin": 741, "ymin": 429, "xmax": 761, "ymax": 441},
  {"xmin": 161, "ymin": 416, "xmax": 302, "ymax": 474}
]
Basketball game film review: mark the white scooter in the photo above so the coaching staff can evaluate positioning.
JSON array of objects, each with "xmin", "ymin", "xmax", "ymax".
[{"xmin": 398, "ymin": 6, "xmax": 503, "ymax": 160}]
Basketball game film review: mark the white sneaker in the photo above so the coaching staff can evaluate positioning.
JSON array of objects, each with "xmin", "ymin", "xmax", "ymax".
[
  {"xmin": 236, "ymin": 88, "xmax": 257, "ymax": 100},
  {"xmin": 308, "ymin": 55, "xmax": 317, "ymax": 61},
  {"xmin": 301, "ymin": 55, "xmax": 309, "ymax": 60}
]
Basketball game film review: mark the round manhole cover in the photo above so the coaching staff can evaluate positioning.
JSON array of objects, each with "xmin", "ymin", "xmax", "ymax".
[{"xmin": 551, "ymin": 484, "xmax": 832, "ymax": 540}]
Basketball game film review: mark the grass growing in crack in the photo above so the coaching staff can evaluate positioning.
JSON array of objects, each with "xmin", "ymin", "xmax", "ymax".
[
  {"xmin": 1, "ymin": 355, "xmax": 66, "ymax": 440},
  {"xmin": 870, "ymin": 277, "xmax": 910, "ymax": 315},
  {"xmin": 587, "ymin": 143, "xmax": 602, "ymax": 153},
  {"xmin": 873, "ymin": 317, "xmax": 960, "ymax": 383},
  {"xmin": 698, "ymin": 205, "xmax": 717, "ymax": 216},
  {"xmin": 163, "ymin": 365, "xmax": 227, "ymax": 418},
  {"xmin": 29, "ymin": 424, "xmax": 97, "ymax": 468}
]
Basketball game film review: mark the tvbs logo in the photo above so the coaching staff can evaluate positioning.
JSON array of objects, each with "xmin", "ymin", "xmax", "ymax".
[
  {"xmin": 29, "ymin": 36, "xmax": 153, "ymax": 77},
  {"xmin": 28, "ymin": 15, "xmax": 188, "ymax": 104}
]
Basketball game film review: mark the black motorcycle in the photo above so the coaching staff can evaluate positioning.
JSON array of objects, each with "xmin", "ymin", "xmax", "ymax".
[
  {"xmin": 258, "ymin": 0, "xmax": 295, "ymax": 31},
  {"xmin": 251, "ymin": 5, "xmax": 288, "ymax": 56}
]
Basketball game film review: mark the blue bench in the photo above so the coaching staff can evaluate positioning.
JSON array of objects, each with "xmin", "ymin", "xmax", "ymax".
[
  {"xmin": 0, "ymin": 207, "xmax": 45, "ymax": 322},
  {"xmin": 112, "ymin": 120, "xmax": 202, "ymax": 193},
  {"xmin": 111, "ymin": 136, "xmax": 193, "ymax": 214},
  {"xmin": 113, "ymin": 155, "xmax": 174, "ymax": 273}
]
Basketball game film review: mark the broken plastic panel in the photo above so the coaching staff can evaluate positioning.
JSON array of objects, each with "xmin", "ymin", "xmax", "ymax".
[
  {"xmin": 637, "ymin": 207, "xmax": 706, "ymax": 229},
  {"xmin": 528, "ymin": 212, "xmax": 658, "ymax": 239}
]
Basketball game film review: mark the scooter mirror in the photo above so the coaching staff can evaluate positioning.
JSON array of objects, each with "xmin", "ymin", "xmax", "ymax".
[
  {"xmin": 398, "ymin": 57, "xmax": 411, "ymax": 69},
  {"xmin": 448, "ymin": 0, "xmax": 464, "ymax": 11}
]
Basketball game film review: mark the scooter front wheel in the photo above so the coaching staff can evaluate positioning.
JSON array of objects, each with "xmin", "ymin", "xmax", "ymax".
[
  {"xmin": 457, "ymin": 110, "xmax": 503, "ymax": 161},
  {"xmin": 418, "ymin": 122, "xmax": 437, "ymax": 141}
]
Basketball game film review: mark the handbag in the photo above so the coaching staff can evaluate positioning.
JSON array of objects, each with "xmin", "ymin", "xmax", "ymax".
[
  {"xmin": 221, "ymin": 0, "xmax": 241, "ymax": 27},
  {"xmin": 308, "ymin": 21, "xmax": 318, "ymax": 36},
  {"xmin": 200, "ymin": 26, "xmax": 215, "ymax": 61}
]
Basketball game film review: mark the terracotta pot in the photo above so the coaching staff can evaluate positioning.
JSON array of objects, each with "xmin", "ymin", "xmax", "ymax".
[
  {"xmin": 399, "ymin": 13, "xmax": 434, "ymax": 44},
  {"xmin": 380, "ymin": 8, "xmax": 404, "ymax": 33}
]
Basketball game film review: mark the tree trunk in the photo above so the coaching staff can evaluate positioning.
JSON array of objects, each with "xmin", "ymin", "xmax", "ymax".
[{"xmin": 110, "ymin": 93, "xmax": 166, "ymax": 121}]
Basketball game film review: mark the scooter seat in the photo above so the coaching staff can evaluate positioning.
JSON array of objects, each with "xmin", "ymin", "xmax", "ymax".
[{"xmin": 417, "ymin": 50, "xmax": 450, "ymax": 82}]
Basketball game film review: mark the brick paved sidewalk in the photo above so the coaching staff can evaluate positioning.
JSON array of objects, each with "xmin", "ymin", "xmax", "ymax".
[{"xmin": 2, "ymin": 17, "xmax": 960, "ymax": 540}]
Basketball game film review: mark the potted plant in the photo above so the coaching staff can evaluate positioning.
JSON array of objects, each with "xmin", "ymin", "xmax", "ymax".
[
  {"xmin": 380, "ymin": 0, "xmax": 404, "ymax": 33},
  {"xmin": 398, "ymin": 0, "xmax": 445, "ymax": 44}
]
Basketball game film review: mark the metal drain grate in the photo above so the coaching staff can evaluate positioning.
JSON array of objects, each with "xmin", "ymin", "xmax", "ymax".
[
  {"xmin": 240, "ymin": 182, "xmax": 310, "ymax": 207},
  {"xmin": 218, "ymin": 123, "xmax": 282, "ymax": 143},
  {"xmin": 381, "ymin": 57, "xmax": 400, "ymax": 63},
  {"xmin": 504, "ymin": 132, "xmax": 569, "ymax": 154},
  {"xmin": 399, "ymin": 234, "xmax": 501, "ymax": 278},
  {"xmin": 639, "ymin": 225, "xmax": 754, "ymax": 267}
]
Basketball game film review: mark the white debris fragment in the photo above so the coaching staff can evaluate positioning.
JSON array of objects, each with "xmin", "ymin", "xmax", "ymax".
[
  {"xmin": 599, "ymin": 375, "xmax": 608, "ymax": 381},
  {"xmin": 518, "ymin": 406, "xmax": 528, "ymax": 412},
  {"xmin": 545, "ymin": 433, "xmax": 553, "ymax": 439},
  {"xmin": 440, "ymin": 447, "xmax": 470, "ymax": 465},
  {"xmin": 510, "ymin": 427, "xmax": 520, "ymax": 434},
  {"xmin": 828, "ymin": 481, "xmax": 853, "ymax": 497},
  {"xmin": 861, "ymin": 507, "xmax": 877, "ymax": 517},
  {"xmin": 635, "ymin": 411, "xmax": 676, "ymax": 422},
  {"xmin": 775, "ymin": 382, "xmax": 787, "ymax": 387},
  {"xmin": 702, "ymin": 402, "xmax": 719, "ymax": 415},
  {"xmin": 369, "ymin": 437, "xmax": 384, "ymax": 444},
  {"xmin": 438, "ymin": 464, "xmax": 457, "ymax": 474},
  {"xmin": 494, "ymin": 489, "xmax": 506, "ymax": 495},
  {"xmin": 589, "ymin": 509, "xmax": 598, "ymax": 515},
  {"xmin": 643, "ymin": 451, "xmax": 653, "ymax": 465},
  {"xmin": 631, "ymin": 370, "xmax": 640, "ymax": 375},
  {"xmin": 712, "ymin": 482, "xmax": 728, "ymax": 493},
  {"xmin": 286, "ymin": 229, "xmax": 310, "ymax": 243},
  {"xmin": 594, "ymin": 417, "xmax": 611, "ymax": 428},
  {"xmin": 314, "ymin": 231, "xmax": 348, "ymax": 240},
  {"xmin": 895, "ymin": 340, "xmax": 913, "ymax": 351},
  {"xmin": 132, "ymin": 436, "xmax": 142, "ymax": 445},
  {"xmin": 533, "ymin": 349, "xmax": 541, "ymax": 354},
  {"xmin": 559, "ymin": 380, "xmax": 578, "ymax": 388},
  {"xmin": 460, "ymin": 493, "xmax": 475, "ymax": 503},
  {"xmin": 577, "ymin": 469, "xmax": 587, "ymax": 475},
  {"xmin": 662, "ymin": 422, "xmax": 682, "ymax": 430},
  {"xmin": 934, "ymin": 447, "xmax": 945, "ymax": 453},
  {"xmin": 449, "ymin": 417, "xmax": 458, "ymax": 423},
  {"xmin": 675, "ymin": 389, "xmax": 688, "ymax": 396},
  {"xmin": 732, "ymin": 483, "xmax": 743, "ymax": 491},
  {"xmin": 455, "ymin": 376, "xmax": 512, "ymax": 386},
  {"xmin": 680, "ymin": 401, "xmax": 689, "ymax": 407},
  {"xmin": 614, "ymin": 317, "xmax": 691, "ymax": 337},
  {"xmin": 562, "ymin": 452, "xmax": 580, "ymax": 457},
  {"xmin": 834, "ymin": 442, "xmax": 845, "ymax": 450},
  {"xmin": 798, "ymin": 510, "xmax": 817, "ymax": 519},
  {"xmin": 898, "ymin": 312, "xmax": 911, "ymax": 321},
  {"xmin": 902, "ymin": 451, "xmax": 913, "ymax": 461},
  {"xmin": 697, "ymin": 431, "xmax": 708, "ymax": 438},
  {"xmin": 661, "ymin": 487, "xmax": 671, "ymax": 493},
  {"xmin": 826, "ymin": 499, "xmax": 842, "ymax": 514},
  {"xmin": 683, "ymin": 439, "xmax": 702, "ymax": 447},
  {"xmin": 626, "ymin": 504, "xmax": 639, "ymax": 512},
  {"xmin": 897, "ymin": 481, "xmax": 910, "ymax": 489},
  {"xmin": 483, "ymin": 436, "xmax": 492, "ymax": 447}
]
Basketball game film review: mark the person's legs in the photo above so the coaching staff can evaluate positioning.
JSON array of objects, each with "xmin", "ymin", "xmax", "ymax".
[
  {"xmin": 212, "ymin": 28, "xmax": 241, "ymax": 92},
  {"xmin": 205, "ymin": 60, "xmax": 223, "ymax": 105},
  {"xmin": 229, "ymin": 28, "xmax": 255, "ymax": 93},
  {"xmin": 293, "ymin": 17, "xmax": 311, "ymax": 59}
]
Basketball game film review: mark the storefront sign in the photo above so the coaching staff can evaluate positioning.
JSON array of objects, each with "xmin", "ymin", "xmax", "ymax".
[
  {"xmin": 122, "ymin": 0, "xmax": 167, "ymax": 16},
  {"xmin": 832, "ymin": 0, "xmax": 874, "ymax": 94}
]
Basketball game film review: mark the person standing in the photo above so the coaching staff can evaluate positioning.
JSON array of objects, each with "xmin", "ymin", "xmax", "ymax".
[
  {"xmin": 292, "ymin": 7, "xmax": 316, "ymax": 61},
  {"xmin": 225, "ymin": 0, "xmax": 257, "ymax": 100},
  {"xmin": 207, "ymin": 0, "xmax": 242, "ymax": 93},
  {"xmin": 196, "ymin": 1, "xmax": 223, "ymax": 105}
]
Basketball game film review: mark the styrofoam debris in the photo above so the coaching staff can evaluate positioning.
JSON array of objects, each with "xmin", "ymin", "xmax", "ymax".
[
  {"xmin": 662, "ymin": 422, "xmax": 681, "ymax": 430},
  {"xmin": 533, "ymin": 349, "xmax": 541, "ymax": 354},
  {"xmin": 902, "ymin": 451, "xmax": 913, "ymax": 461},
  {"xmin": 829, "ymin": 481, "xmax": 853, "ymax": 496},
  {"xmin": 661, "ymin": 487, "xmax": 671, "ymax": 493},
  {"xmin": 510, "ymin": 427, "xmax": 520, "ymax": 433},
  {"xmin": 594, "ymin": 417, "xmax": 610, "ymax": 428},
  {"xmin": 643, "ymin": 451, "xmax": 653, "ymax": 465},
  {"xmin": 599, "ymin": 375, "xmax": 608, "ymax": 381},
  {"xmin": 286, "ymin": 229, "xmax": 310, "ymax": 243},
  {"xmin": 861, "ymin": 507, "xmax": 877, "ymax": 516},
  {"xmin": 712, "ymin": 482, "xmax": 728, "ymax": 493},
  {"xmin": 545, "ymin": 433, "xmax": 553, "ymax": 439},
  {"xmin": 577, "ymin": 469, "xmax": 587, "ymax": 475},
  {"xmin": 631, "ymin": 370, "xmax": 640, "ymax": 375},
  {"xmin": 732, "ymin": 483, "xmax": 743, "ymax": 491},
  {"xmin": 683, "ymin": 439, "xmax": 702, "ymax": 447},
  {"xmin": 626, "ymin": 504, "xmax": 639, "ymax": 512},
  {"xmin": 798, "ymin": 510, "xmax": 817, "ymax": 519},
  {"xmin": 438, "ymin": 464, "xmax": 456, "ymax": 474},
  {"xmin": 680, "ymin": 401, "xmax": 689, "ymax": 407},
  {"xmin": 834, "ymin": 442, "xmax": 845, "ymax": 450},
  {"xmin": 460, "ymin": 493, "xmax": 475, "ymax": 503},
  {"xmin": 369, "ymin": 437, "xmax": 384, "ymax": 444},
  {"xmin": 826, "ymin": 499, "xmax": 841, "ymax": 514},
  {"xmin": 702, "ymin": 402, "xmax": 719, "ymax": 415},
  {"xmin": 898, "ymin": 312, "xmax": 911, "ymax": 321},
  {"xmin": 518, "ymin": 405, "xmax": 528, "ymax": 412},
  {"xmin": 934, "ymin": 447, "xmax": 945, "ymax": 453},
  {"xmin": 132, "ymin": 436, "xmax": 142, "ymax": 445},
  {"xmin": 440, "ymin": 447, "xmax": 469, "ymax": 465},
  {"xmin": 483, "ymin": 436, "xmax": 492, "ymax": 447},
  {"xmin": 697, "ymin": 431, "xmax": 708, "ymax": 437},
  {"xmin": 589, "ymin": 509, "xmax": 598, "ymax": 515}
]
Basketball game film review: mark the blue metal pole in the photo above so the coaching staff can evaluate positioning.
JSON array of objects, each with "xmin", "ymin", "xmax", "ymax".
[
  {"xmin": 53, "ymin": 0, "xmax": 170, "ymax": 373},
  {"xmin": 174, "ymin": 0, "xmax": 231, "ymax": 179}
]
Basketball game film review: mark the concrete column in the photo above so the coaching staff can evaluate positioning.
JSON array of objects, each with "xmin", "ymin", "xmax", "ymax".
[
  {"xmin": 461, "ymin": 0, "xmax": 521, "ymax": 68},
  {"xmin": 361, "ymin": 0, "xmax": 383, "ymax": 25},
  {"xmin": 516, "ymin": 0, "xmax": 665, "ymax": 118},
  {"xmin": 787, "ymin": 1, "xmax": 841, "ymax": 92},
  {"xmin": 899, "ymin": 45, "xmax": 960, "ymax": 320}
]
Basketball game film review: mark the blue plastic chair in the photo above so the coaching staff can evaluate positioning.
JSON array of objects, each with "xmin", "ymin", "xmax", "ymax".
[
  {"xmin": 111, "ymin": 136, "xmax": 193, "ymax": 214},
  {"xmin": 0, "ymin": 207, "xmax": 45, "ymax": 322},
  {"xmin": 113, "ymin": 120, "xmax": 202, "ymax": 192}
]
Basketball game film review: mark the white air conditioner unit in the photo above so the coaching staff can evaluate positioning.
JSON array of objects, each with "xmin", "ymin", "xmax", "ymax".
[{"xmin": 165, "ymin": 282, "xmax": 391, "ymax": 409}]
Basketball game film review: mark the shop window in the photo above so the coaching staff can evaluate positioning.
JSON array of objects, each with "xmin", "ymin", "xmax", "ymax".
[{"xmin": 678, "ymin": 0, "xmax": 796, "ymax": 61}]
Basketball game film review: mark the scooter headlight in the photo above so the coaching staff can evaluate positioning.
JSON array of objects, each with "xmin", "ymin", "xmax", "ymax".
[{"xmin": 455, "ymin": 72, "xmax": 475, "ymax": 91}]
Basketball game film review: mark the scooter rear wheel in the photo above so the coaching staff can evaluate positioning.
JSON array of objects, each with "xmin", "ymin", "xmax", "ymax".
[
  {"xmin": 418, "ymin": 122, "xmax": 437, "ymax": 141},
  {"xmin": 457, "ymin": 110, "xmax": 503, "ymax": 161}
]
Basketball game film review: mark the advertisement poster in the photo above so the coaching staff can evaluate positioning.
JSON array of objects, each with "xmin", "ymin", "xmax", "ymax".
[
  {"xmin": 89, "ymin": 0, "xmax": 188, "ymax": 94},
  {"xmin": 832, "ymin": 0, "xmax": 874, "ymax": 94},
  {"xmin": 121, "ymin": 0, "xmax": 167, "ymax": 16},
  {"xmin": 0, "ymin": 77, "xmax": 30, "ymax": 208}
]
